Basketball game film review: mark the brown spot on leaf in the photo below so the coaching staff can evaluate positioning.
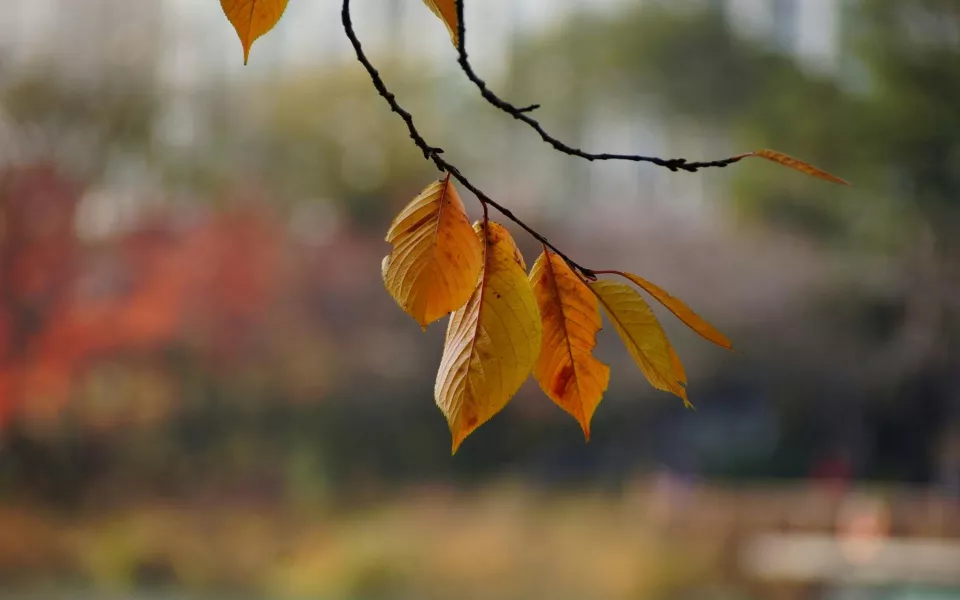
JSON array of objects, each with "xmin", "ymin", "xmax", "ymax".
[{"xmin": 552, "ymin": 365, "xmax": 575, "ymax": 398}]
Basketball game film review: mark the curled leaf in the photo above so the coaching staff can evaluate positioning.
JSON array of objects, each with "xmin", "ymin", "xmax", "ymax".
[
  {"xmin": 220, "ymin": 0, "xmax": 290, "ymax": 64},
  {"xmin": 613, "ymin": 271, "xmax": 733, "ymax": 351},
  {"xmin": 422, "ymin": 0, "xmax": 460, "ymax": 47},
  {"xmin": 589, "ymin": 280, "xmax": 690, "ymax": 407},
  {"xmin": 752, "ymin": 149, "xmax": 850, "ymax": 186},
  {"xmin": 382, "ymin": 178, "xmax": 483, "ymax": 328},
  {"xmin": 436, "ymin": 222, "xmax": 542, "ymax": 453},
  {"xmin": 530, "ymin": 251, "xmax": 610, "ymax": 441}
]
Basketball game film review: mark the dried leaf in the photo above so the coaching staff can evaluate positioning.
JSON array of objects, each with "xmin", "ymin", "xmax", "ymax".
[
  {"xmin": 382, "ymin": 178, "xmax": 483, "ymax": 328},
  {"xmin": 530, "ymin": 251, "xmax": 610, "ymax": 441},
  {"xmin": 422, "ymin": 0, "xmax": 459, "ymax": 47},
  {"xmin": 220, "ymin": 0, "xmax": 290, "ymax": 64},
  {"xmin": 589, "ymin": 281, "xmax": 690, "ymax": 407},
  {"xmin": 436, "ymin": 222, "xmax": 542, "ymax": 453},
  {"xmin": 614, "ymin": 271, "xmax": 734, "ymax": 350},
  {"xmin": 752, "ymin": 149, "xmax": 850, "ymax": 186}
]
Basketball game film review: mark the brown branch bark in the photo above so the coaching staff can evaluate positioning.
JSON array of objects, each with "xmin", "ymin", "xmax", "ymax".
[
  {"xmin": 341, "ymin": 0, "xmax": 596, "ymax": 279},
  {"xmin": 451, "ymin": 0, "xmax": 746, "ymax": 173}
]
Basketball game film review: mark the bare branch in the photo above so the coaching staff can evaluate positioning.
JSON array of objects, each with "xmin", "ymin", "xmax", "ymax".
[
  {"xmin": 341, "ymin": 0, "xmax": 595, "ymax": 279},
  {"xmin": 452, "ymin": 0, "xmax": 746, "ymax": 173}
]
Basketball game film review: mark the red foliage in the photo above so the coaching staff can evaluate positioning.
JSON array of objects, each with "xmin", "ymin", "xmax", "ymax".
[{"xmin": 0, "ymin": 165, "xmax": 285, "ymax": 429}]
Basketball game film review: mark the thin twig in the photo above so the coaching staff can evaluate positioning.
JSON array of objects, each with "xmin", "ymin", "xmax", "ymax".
[
  {"xmin": 452, "ymin": 0, "xmax": 746, "ymax": 173},
  {"xmin": 341, "ymin": 0, "xmax": 595, "ymax": 279}
]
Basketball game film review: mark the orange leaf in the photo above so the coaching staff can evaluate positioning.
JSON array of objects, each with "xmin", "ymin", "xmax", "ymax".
[
  {"xmin": 220, "ymin": 0, "xmax": 289, "ymax": 64},
  {"xmin": 589, "ymin": 280, "xmax": 690, "ymax": 408},
  {"xmin": 436, "ymin": 222, "xmax": 542, "ymax": 453},
  {"xmin": 530, "ymin": 251, "xmax": 610, "ymax": 441},
  {"xmin": 382, "ymin": 178, "xmax": 484, "ymax": 329},
  {"xmin": 751, "ymin": 149, "xmax": 850, "ymax": 186},
  {"xmin": 422, "ymin": 0, "xmax": 460, "ymax": 47},
  {"xmin": 612, "ymin": 271, "xmax": 734, "ymax": 351}
]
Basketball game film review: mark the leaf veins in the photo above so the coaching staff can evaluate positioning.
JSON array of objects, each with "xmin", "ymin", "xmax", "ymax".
[
  {"xmin": 589, "ymin": 280, "xmax": 690, "ymax": 408},
  {"xmin": 435, "ymin": 221, "xmax": 542, "ymax": 453},
  {"xmin": 382, "ymin": 178, "xmax": 483, "ymax": 329},
  {"xmin": 530, "ymin": 251, "xmax": 610, "ymax": 441}
]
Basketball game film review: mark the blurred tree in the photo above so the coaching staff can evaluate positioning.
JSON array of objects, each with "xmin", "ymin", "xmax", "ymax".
[
  {"xmin": 507, "ymin": 0, "xmax": 960, "ymax": 482},
  {"xmin": 3, "ymin": 0, "xmax": 958, "ymax": 500}
]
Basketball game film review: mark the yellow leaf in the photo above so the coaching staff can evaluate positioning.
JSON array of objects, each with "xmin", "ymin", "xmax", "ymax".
[
  {"xmin": 530, "ymin": 251, "xmax": 610, "ymax": 441},
  {"xmin": 382, "ymin": 178, "xmax": 484, "ymax": 328},
  {"xmin": 589, "ymin": 281, "xmax": 690, "ymax": 407},
  {"xmin": 422, "ymin": 0, "xmax": 460, "ymax": 47},
  {"xmin": 613, "ymin": 271, "xmax": 734, "ymax": 351},
  {"xmin": 751, "ymin": 149, "xmax": 850, "ymax": 186},
  {"xmin": 220, "ymin": 0, "xmax": 289, "ymax": 64},
  {"xmin": 436, "ymin": 221, "xmax": 542, "ymax": 453},
  {"xmin": 669, "ymin": 346, "xmax": 687, "ymax": 386}
]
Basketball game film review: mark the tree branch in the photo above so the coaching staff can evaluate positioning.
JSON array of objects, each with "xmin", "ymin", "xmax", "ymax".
[
  {"xmin": 452, "ymin": 0, "xmax": 746, "ymax": 173},
  {"xmin": 341, "ymin": 0, "xmax": 595, "ymax": 279}
]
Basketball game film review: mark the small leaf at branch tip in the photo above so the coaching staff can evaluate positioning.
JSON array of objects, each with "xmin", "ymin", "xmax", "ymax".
[{"xmin": 751, "ymin": 149, "xmax": 851, "ymax": 186}]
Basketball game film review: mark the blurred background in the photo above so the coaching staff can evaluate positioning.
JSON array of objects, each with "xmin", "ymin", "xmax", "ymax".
[{"xmin": 1, "ymin": 0, "xmax": 959, "ymax": 598}]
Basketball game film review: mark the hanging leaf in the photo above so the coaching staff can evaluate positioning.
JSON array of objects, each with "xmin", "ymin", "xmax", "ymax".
[
  {"xmin": 611, "ymin": 271, "xmax": 734, "ymax": 350},
  {"xmin": 382, "ymin": 178, "xmax": 483, "ymax": 329},
  {"xmin": 422, "ymin": 0, "xmax": 460, "ymax": 47},
  {"xmin": 530, "ymin": 251, "xmax": 610, "ymax": 441},
  {"xmin": 751, "ymin": 149, "xmax": 850, "ymax": 186},
  {"xmin": 220, "ymin": 0, "xmax": 290, "ymax": 64},
  {"xmin": 436, "ymin": 221, "xmax": 542, "ymax": 453},
  {"xmin": 589, "ymin": 280, "xmax": 690, "ymax": 407}
]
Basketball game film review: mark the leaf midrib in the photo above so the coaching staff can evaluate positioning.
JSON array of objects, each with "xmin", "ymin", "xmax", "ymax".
[
  {"xmin": 543, "ymin": 253, "xmax": 587, "ymax": 422},
  {"xmin": 592, "ymin": 284, "xmax": 662, "ymax": 390}
]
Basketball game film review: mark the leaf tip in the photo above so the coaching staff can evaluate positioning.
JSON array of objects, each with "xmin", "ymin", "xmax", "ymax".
[
  {"xmin": 675, "ymin": 386, "xmax": 694, "ymax": 410},
  {"xmin": 752, "ymin": 149, "xmax": 850, "ymax": 186},
  {"xmin": 415, "ymin": 312, "xmax": 431, "ymax": 331},
  {"xmin": 450, "ymin": 433, "xmax": 466, "ymax": 455}
]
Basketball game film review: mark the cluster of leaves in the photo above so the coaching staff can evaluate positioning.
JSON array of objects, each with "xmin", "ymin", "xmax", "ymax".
[
  {"xmin": 217, "ymin": 0, "xmax": 847, "ymax": 451},
  {"xmin": 381, "ymin": 176, "xmax": 732, "ymax": 451}
]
